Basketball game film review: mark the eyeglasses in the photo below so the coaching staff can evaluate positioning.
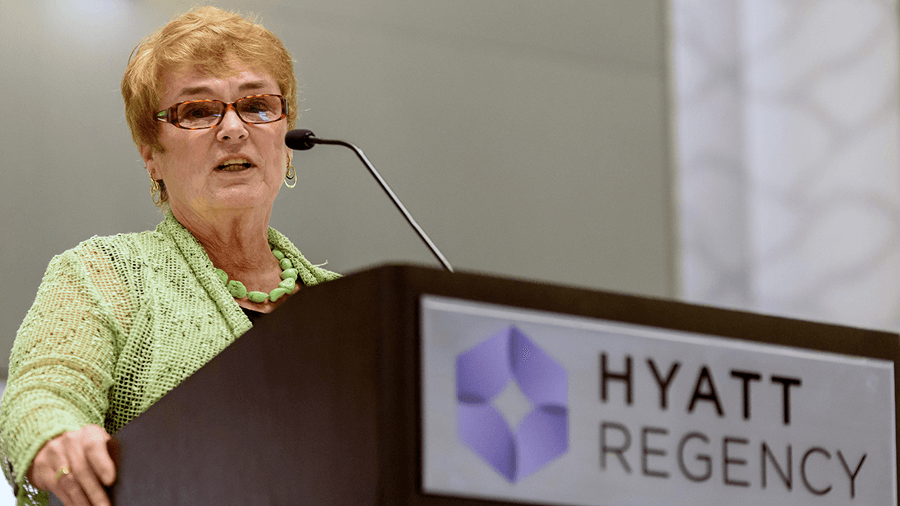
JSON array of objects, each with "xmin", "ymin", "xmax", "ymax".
[{"xmin": 155, "ymin": 94, "xmax": 287, "ymax": 129}]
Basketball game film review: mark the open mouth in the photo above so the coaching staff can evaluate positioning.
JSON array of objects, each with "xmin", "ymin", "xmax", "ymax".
[{"xmin": 216, "ymin": 159, "xmax": 253, "ymax": 172}]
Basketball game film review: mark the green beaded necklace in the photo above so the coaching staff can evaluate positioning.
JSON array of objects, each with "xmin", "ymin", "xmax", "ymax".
[{"xmin": 215, "ymin": 247, "xmax": 299, "ymax": 304}]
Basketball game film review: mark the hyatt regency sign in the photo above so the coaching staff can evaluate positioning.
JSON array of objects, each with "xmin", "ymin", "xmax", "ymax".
[{"xmin": 420, "ymin": 296, "xmax": 897, "ymax": 506}]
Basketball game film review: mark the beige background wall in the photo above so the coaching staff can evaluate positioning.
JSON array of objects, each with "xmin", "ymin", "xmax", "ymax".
[{"xmin": 0, "ymin": 0, "xmax": 677, "ymax": 371}]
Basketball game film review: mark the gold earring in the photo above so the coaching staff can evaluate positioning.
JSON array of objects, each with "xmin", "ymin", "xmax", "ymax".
[
  {"xmin": 284, "ymin": 161, "xmax": 297, "ymax": 189},
  {"xmin": 150, "ymin": 178, "xmax": 163, "ymax": 205}
]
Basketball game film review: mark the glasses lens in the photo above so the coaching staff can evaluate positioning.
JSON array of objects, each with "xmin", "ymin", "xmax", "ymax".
[
  {"xmin": 176, "ymin": 101, "xmax": 224, "ymax": 128},
  {"xmin": 236, "ymin": 95, "xmax": 284, "ymax": 123}
]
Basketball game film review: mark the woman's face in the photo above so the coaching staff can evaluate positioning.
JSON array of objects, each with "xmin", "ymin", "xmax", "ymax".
[{"xmin": 141, "ymin": 63, "xmax": 291, "ymax": 221}]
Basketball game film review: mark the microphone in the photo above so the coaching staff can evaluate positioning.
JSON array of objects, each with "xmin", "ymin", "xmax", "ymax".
[
  {"xmin": 285, "ymin": 129, "xmax": 454, "ymax": 273},
  {"xmin": 284, "ymin": 129, "xmax": 318, "ymax": 151}
]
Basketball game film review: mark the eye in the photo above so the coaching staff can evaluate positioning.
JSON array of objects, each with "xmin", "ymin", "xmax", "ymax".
[
  {"xmin": 179, "ymin": 101, "xmax": 221, "ymax": 120},
  {"xmin": 239, "ymin": 98, "xmax": 272, "ymax": 114}
]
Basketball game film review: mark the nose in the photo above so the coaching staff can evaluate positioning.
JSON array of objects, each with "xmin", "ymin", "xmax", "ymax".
[{"xmin": 216, "ymin": 103, "xmax": 248, "ymax": 142}]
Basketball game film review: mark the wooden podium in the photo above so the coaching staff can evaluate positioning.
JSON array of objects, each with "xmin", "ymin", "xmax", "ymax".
[{"xmin": 49, "ymin": 264, "xmax": 900, "ymax": 505}]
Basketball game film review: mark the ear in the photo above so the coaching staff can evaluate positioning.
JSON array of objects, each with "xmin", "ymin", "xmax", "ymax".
[{"xmin": 139, "ymin": 144, "xmax": 161, "ymax": 180}]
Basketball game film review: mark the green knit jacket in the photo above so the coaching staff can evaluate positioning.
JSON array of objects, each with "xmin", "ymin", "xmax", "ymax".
[{"xmin": 0, "ymin": 212, "xmax": 339, "ymax": 505}]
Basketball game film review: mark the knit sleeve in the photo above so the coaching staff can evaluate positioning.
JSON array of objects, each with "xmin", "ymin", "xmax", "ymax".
[{"xmin": 0, "ymin": 244, "xmax": 121, "ymax": 504}]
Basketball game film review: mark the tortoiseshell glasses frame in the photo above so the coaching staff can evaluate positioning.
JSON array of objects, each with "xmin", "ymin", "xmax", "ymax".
[{"xmin": 155, "ymin": 94, "xmax": 287, "ymax": 130}]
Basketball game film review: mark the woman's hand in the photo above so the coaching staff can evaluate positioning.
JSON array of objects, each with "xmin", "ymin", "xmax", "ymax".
[{"xmin": 27, "ymin": 425, "xmax": 116, "ymax": 506}]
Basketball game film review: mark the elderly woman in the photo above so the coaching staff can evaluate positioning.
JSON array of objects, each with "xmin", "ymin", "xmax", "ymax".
[{"xmin": 0, "ymin": 7, "xmax": 337, "ymax": 506}]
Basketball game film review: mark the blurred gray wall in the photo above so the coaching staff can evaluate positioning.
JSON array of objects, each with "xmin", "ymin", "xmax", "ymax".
[{"xmin": 0, "ymin": 0, "xmax": 677, "ymax": 370}]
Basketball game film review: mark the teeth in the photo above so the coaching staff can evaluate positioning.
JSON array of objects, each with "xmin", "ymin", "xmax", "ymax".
[
  {"xmin": 217, "ymin": 158, "xmax": 252, "ymax": 170},
  {"xmin": 219, "ymin": 158, "xmax": 250, "ymax": 166}
]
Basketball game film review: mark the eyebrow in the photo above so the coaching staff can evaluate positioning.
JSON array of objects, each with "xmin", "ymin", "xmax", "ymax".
[{"xmin": 176, "ymin": 81, "xmax": 271, "ymax": 99}]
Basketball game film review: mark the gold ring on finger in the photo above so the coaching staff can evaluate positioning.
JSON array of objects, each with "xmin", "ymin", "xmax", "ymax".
[{"xmin": 54, "ymin": 466, "xmax": 71, "ymax": 481}]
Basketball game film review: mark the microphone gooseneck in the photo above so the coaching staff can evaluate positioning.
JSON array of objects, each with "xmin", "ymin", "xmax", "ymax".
[{"xmin": 284, "ymin": 129, "xmax": 454, "ymax": 273}]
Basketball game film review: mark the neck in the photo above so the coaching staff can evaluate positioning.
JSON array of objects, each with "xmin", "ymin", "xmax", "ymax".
[{"xmin": 172, "ymin": 206, "xmax": 278, "ymax": 281}]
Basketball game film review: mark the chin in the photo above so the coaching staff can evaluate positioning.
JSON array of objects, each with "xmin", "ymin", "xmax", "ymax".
[{"xmin": 210, "ymin": 189, "xmax": 276, "ymax": 212}]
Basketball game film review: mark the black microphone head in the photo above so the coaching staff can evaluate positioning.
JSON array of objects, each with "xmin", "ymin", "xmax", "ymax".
[{"xmin": 285, "ymin": 129, "xmax": 317, "ymax": 150}]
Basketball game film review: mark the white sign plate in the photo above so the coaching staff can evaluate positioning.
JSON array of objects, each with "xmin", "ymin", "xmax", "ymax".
[{"xmin": 421, "ymin": 295, "xmax": 897, "ymax": 506}]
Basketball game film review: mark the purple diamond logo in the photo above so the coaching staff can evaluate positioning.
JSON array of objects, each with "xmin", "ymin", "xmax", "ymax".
[{"xmin": 456, "ymin": 326, "xmax": 568, "ymax": 483}]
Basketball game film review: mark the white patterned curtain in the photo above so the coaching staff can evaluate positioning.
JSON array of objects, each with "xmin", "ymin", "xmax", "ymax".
[{"xmin": 672, "ymin": 0, "xmax": 900, "ymax": 331}]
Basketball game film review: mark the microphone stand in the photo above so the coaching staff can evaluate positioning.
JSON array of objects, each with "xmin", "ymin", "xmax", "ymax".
[{"xmin": 286, "ymin": 130, "xmax": 454, "ymax": 273}]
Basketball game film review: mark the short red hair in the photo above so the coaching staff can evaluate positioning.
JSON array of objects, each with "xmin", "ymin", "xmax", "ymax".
[{"xmin": 121, "ymin": 6, "xmax": 298, "ymax": 153}]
